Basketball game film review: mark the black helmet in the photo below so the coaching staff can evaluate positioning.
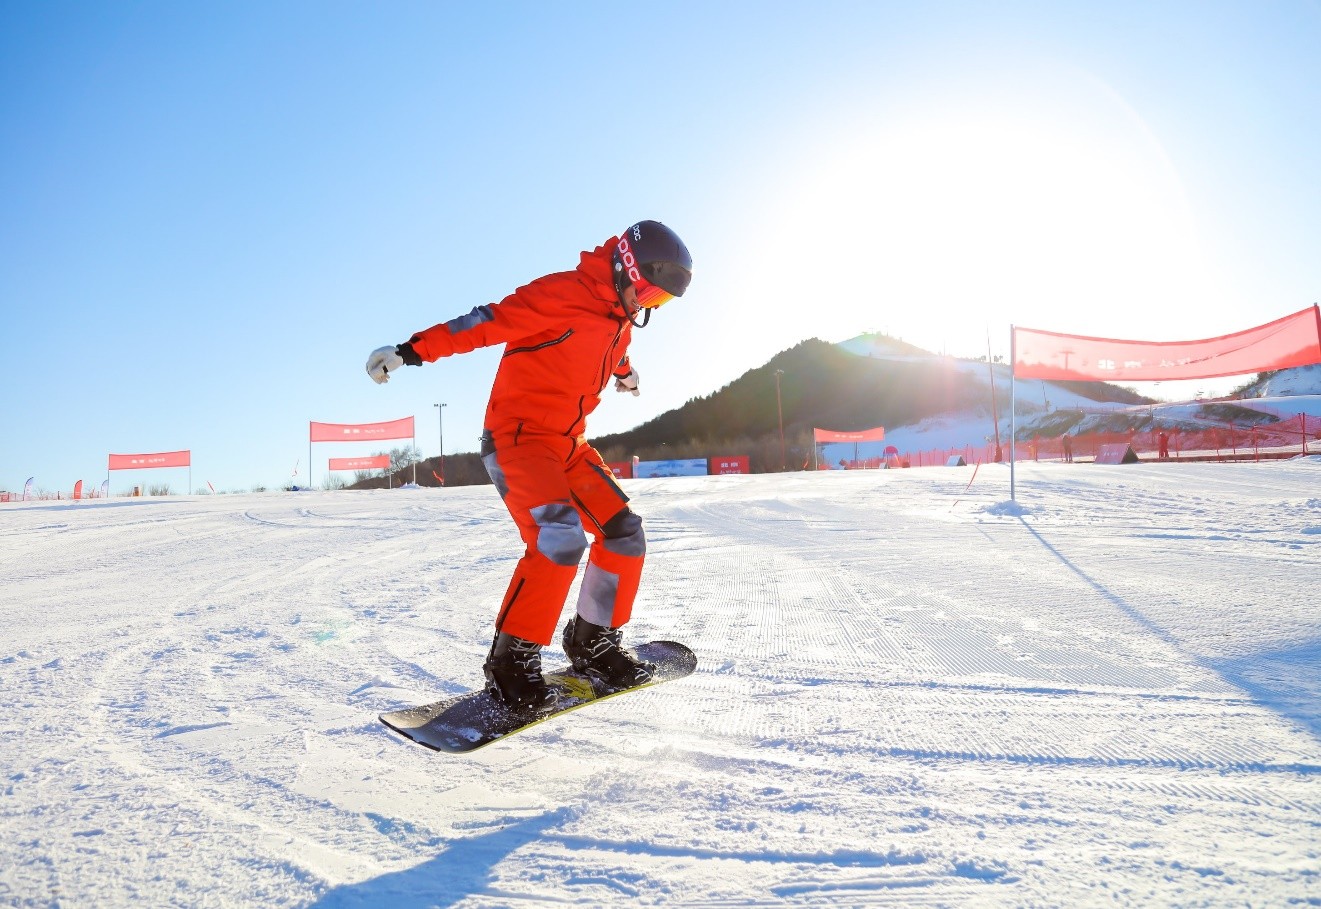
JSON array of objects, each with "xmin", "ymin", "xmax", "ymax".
[{"xmin": 611, "ymin": 220, "xmax": 692, "ymax": 319}]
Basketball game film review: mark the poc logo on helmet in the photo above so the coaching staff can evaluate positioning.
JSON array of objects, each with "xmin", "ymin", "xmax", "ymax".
[{"xmin": 616, "ymin": 235, "xmax": 642, "ymax": 284}]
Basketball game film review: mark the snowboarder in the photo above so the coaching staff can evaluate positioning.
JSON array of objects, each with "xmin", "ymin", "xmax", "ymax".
[{"xmin": 366, "ymin": 221, "xmax": 693, "ymax": 710}]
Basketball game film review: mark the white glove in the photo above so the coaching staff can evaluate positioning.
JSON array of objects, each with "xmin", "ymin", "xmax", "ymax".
[
  {"xmin": 366, "ymin": 346, "xmax": 404, "ymax": 384},
  {"xmin": 614, "ymin": 367, "xmax": 640, "ymax": 396}
]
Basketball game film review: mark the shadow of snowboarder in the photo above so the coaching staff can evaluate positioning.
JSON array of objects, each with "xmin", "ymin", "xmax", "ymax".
[{"xmin": 308, "ymin": 807, "xmax": 574, "ymax": 909}]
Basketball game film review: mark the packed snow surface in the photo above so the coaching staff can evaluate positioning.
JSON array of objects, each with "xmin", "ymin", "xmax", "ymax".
[{"xmin": 3, "ymin": 461, "xmax": 1319, "ymax": 907}]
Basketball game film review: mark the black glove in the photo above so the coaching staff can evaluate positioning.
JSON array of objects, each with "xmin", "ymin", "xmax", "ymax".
[{"xmin": 397, "ymin": 341, "xmax": 423, "ymax": 366}]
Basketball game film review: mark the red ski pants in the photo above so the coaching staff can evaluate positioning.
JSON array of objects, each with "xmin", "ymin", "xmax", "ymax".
[{"xmin": 481, "ymin": 426, "xmax": 644, "ymax": 646}]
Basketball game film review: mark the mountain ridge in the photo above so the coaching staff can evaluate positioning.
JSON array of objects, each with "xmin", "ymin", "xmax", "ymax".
[{"xmin": 590, "ymin": 334, "xmax": 1150, "ymax": 458}]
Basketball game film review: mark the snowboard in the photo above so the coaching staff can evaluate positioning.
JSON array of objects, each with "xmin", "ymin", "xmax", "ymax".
[{"xmin": 379, "ymin": 640, "xmax": 697, "ymax": 753}]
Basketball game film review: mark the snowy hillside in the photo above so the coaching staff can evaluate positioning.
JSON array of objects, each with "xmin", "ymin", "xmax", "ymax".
[
  {"xmin": 1240, "ymin": 363, "xmax": 1321, "ymax": 398},
  {"xmin": 3, "ymin": 463, "xmax": 1319, "ymax": 906}
]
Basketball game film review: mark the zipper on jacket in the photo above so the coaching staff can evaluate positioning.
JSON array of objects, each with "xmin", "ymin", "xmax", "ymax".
[
  {"xmin": 504, "ymin": 329, "xmax": 574, "ymax": 357},
  {"xmin": 568, "ymin": 320, "xmax": 626, "ymax": 436},
  {"xmin": 594, "ymin": 322, "xmax": 625, "ymax": 390},
  {"xmin": 570, "ymin": 397, "xmax": 587, "ymax": 437}
]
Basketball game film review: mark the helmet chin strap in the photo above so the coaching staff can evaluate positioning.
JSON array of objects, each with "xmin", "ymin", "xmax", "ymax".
[
  {"xmin": 617, "ymin": 285, "xmax": 652, "ymax": 328},
  {"xmin": 627, "ymin": 306, "xmax": 652, "ymax": 329}
]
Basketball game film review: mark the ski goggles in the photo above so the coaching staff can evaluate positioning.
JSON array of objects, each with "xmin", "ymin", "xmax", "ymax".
[{"xmin": 633, "ymin": 276, "xmax": 675, "ymax": 309}]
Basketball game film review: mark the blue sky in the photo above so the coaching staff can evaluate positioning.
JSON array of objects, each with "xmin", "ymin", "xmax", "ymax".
[{"xmin": 3, "ymin": 1, "xmax": 1319, "ymax": 494}]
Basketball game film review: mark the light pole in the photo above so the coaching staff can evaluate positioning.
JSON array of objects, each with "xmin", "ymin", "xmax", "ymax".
[
  {"xmin": 774, "ymin": 369, "xmax": 786, "ymax": 471},
  {"xmin": 434, "ymin": 403, "xmax": 447, "ymax": 486}
]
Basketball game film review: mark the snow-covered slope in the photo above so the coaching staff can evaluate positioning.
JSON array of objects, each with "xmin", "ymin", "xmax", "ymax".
[
  {"xmin": 1240, "ymin": 363, "xmax": 1321, "ymax": 398},
  {"xmin": 3, "ymin": 463, "xmax": 1319, "ymax": 906}
]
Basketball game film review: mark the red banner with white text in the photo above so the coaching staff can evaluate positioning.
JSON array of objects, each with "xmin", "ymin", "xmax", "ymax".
[
  {"xmin": 328, "ymin": 456, "xmax": 391, "ymax": 471},
  {"xmin": 1013, "ymin": 305, "xmax": 1321, "ymax": 381},
  {"xmin": 108, "ymin": 450, "xmax": 191, "ymax": 470},
  {"xmin": 709, "ymin": 456, "xmax": 750, "ymax": 475},
  {"xmin": 309, "ymin": 417, "xmax": 415, "ymax": 443},
  {"xmin": 813, "ymin": 426, "xmax": 885, "ymax": 444}
]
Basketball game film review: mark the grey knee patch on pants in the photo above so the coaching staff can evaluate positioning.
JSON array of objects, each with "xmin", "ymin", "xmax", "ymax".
[
  {"xmin": 531, "ymin": 503, "xmax": 588, "ymax": 566},
  {"xmin": 481, "ymin": 450, "xmax": 509, "ymax": 498},
  {"xmin": 576, "ymin": 563, "xmax": 620, "ymax": 627},
  {"xmin": 601, "ymin": 508, "xmax": 645, "ymax": 557}
]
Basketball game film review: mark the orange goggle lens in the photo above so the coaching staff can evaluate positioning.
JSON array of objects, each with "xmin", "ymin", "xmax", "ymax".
[{"xmin": 635, "ymin": 279, "xmax": 675, "ymax": 309}]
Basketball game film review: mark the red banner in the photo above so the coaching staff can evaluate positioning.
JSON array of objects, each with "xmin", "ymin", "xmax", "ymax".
[
  {"xmin": 108, "ymin": 450, "xmax": 191, "ymax": 470},
  {"xmin": 813, "ymin": 426, "xmax": 885, "ymax": 444},
  {"xmin": 709, "ymin": 456, "xmax": 750, "ymax": 475},
  {"xmin": 310, "ymin": 417, "xmax": 414, "ymax": 443},
  {"xmin": 1013, "ymin": 305, "xmax": 1321, "ymax": 381},
  {"xmin": 328, "ymin": 456, "xmax": 391, "ymax": 471},
  {"xmin": 606, "ymin": 461, "xmax": 634, "ymax": 479}
]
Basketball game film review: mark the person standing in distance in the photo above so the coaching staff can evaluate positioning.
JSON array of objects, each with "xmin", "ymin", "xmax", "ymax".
[{"xmin": 366, "ymin": 221, "xmax": 692, "ymax": 710}]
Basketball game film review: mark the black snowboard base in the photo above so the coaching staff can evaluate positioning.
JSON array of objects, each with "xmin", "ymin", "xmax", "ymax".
[{"xmin": 379, "ymin": 640, "xmax": 697, "ymax": 753}]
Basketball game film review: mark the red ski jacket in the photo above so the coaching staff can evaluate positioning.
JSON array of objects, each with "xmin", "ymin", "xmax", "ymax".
[{"xmin": 406, "ymin": 239, "xmax": 633, "ymax": 439}]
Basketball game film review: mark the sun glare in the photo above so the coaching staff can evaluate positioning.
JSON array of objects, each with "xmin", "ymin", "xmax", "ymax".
[{"xmin": 739, "ymin": 83, "xmax": 1222, "ymax": 364}]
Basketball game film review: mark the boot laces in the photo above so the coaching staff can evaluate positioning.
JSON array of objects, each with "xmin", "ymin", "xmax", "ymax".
[
  {"xmin": 581, "ymin": 626, "xmax": 624, "ymax": 661},
  {"xmin": 506, "ymin": 637, "xmax": 543, "ymax": 683},
  {"xmin": 573, "ymin": 623, "xmax": 651, "ymax": 685}
]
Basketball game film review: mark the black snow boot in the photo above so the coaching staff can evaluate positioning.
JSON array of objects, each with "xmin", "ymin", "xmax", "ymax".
[
  {"xmin": 483, "ymin": 632, "xmax": 556, "ymax": 710},
  {"xmin": 562, "ymin": 616, "xmax": 653, "ymax": 689}
]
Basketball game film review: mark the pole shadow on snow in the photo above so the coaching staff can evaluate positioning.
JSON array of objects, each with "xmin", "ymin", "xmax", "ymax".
[
  {"xmin": 7, "ymin": 498, "xmax": 189, "ymax": 513},
  {"xmin": 1210, "ymin": 640, "xmax": 1321, "ymax": 748},
  {"xmin": 1017, "ymin": 518, "xmax": 1321, "ymax": 752},
  {"xmin": 306, "ymin": 808, "xmax": 572, "ymax": 909}
]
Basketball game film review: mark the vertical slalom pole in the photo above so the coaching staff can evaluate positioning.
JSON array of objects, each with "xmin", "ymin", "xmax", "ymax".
[
  {"xmin": 987, "ymin": 329, "xmax": 1002, "ymax": 462},
  {"xmin": 1010, "ymin": 325, "xmax": 1017, "ymax": 502}
]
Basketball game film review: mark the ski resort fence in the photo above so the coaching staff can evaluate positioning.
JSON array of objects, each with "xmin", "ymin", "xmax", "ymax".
[
  {"xmin": 821, "ymin": 412, "xmax": 1314, "ymax": 469},
  {"xmin": 1024, "ymin": 412, "xmax": 1313, "ymax": 463}
]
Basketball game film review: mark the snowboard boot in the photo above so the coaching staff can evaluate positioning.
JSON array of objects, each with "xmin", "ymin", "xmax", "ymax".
[
  {"xmin": 483, "ymin": 632, "xmax": 556, "ymax": 710},
  {"xmin": 562, "ymin": 616, "xmax": 654, "ymax": 690}
]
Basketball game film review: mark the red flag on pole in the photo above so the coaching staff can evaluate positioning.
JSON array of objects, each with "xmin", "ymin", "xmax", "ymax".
[
  {"xmin": 813, "ymin": 426, "xmax": 886, "ymax": 444},
  {"xmin": 108, "ymin": 450, "xmax": 192, "ymax": 470},
  {"xmin": 328, "ymin": 455, "xmax": 392, "ymax": 471},
  {"xmin": 310, "ymin": 417, "xmax": 415, "ymax": 443}
]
